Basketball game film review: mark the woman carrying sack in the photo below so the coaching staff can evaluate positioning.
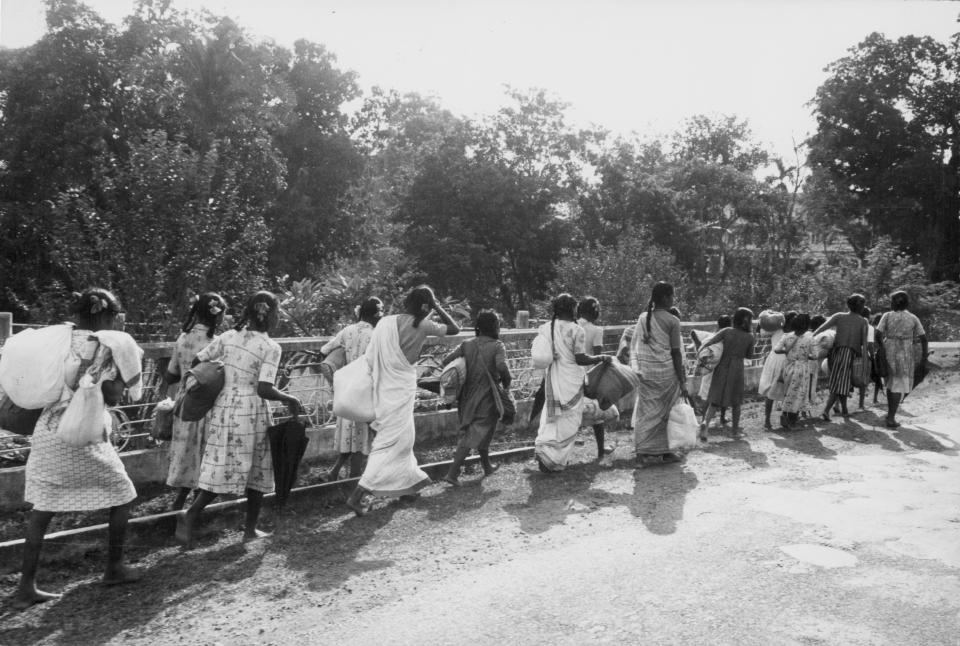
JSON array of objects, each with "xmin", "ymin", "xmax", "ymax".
[
  {"xmin": 440, "ymin": 310, "xmax": 513, "ymax": 485},
  {"xmin": 534, "ymin": 294, "xmax": 611, "ymax": 473},
  {"xmin": 320, "ymin": 297, "xmax": 383, "ymax": 481},
  {"xmin": 14, "ymin": 289, "xmax": 142, "ymax": 610},
  {"xmin": 344, "ymin": 286, "xmax": 460, "ymax": 515},
  {"xmin": 176, "ymin": 292, "xmax": 303, "ymax": 548},
  {"xmin": 164, "ymin": 292, "xmax": 226, "ymax": 510}
]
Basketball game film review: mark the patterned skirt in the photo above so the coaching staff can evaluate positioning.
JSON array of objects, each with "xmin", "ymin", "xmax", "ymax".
[{"xmin": 827, "ymin": 346, "xmax": 855, "ymax": 395}]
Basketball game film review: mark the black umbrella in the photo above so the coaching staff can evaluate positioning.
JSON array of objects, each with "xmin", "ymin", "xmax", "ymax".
[{"xmin": 267, "ymin": 417, "xmax": 309, "ymax": 510}]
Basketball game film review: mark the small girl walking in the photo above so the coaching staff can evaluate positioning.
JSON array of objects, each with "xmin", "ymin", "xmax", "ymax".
[
  {"xmin": 165, "ymin": 292, "xmax": 226, "ymax": 510},
  {"xmin": 698, "ymin": 307, "xmax": 756, "ymax": 440},
  {"xmin": 758, "ymin": 311, "xmax": 795, "ymax": 430},
  {"xmin": 775, "ymin": 313, "xmax": 814, "ymax": 429}
]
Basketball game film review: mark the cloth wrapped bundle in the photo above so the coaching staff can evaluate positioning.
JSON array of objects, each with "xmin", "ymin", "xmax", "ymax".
[
  {"xmin": 584, "ymin": 360, "xmax": 640, "ymax": 411},
  {"xmin": 581, "ymin": 399, "xmax": 619, "ymax": 427},
  {"xmin": 814, "ymin": 330, "xmax": 836, "ymax": 360},
  {"xmin": 759, "ymin": 310, "xmax": 785, "ymax": 333},
  {"xmin": 439, "ymin": 357, "xmax": 466, "ymax": 405}
]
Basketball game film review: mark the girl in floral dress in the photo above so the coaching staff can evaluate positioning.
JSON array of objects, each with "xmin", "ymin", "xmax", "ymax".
[
  {"xmin": 775, "ymin": 313, "xmax": 814, "ymax": 429},
  {"xmin": 165, "ymin": 293, "xmax": 226, "ymax": 510},
  {"xmin": 15, "ymin": 289, "xmax": 142, "ymax": 609},
  {"xmin": 176, "ymin": 292, "xmax": 302, "ymax": 547},
  {"xmin": 876, "ymin": 291, "xmax": 928, "ymax": 428}
]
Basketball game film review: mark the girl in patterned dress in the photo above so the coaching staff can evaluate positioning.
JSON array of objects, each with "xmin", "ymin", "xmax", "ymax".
[
  {"xmin": 15, "ymin": 289, "xmax": 142, "ymax": 610},
  {"xmin": 876, "ymin": 291, "xmax": 928, "ymax": 428},
  {"xmin": 176, "ymin": 292, "xmax": 302, "ymax": 547},
  {"xmin": 165, "ymin": 293, "xmax": 226, "ymax": 510},
  {"xmin": 321, "ymin": 297, "xmax": 383, "ymax": 481},
  {"xmin": 775, "ymin": 313, "xmax": 814, "ymax": 429}
]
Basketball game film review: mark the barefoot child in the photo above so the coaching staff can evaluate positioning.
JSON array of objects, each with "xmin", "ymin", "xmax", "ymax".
[{"xmin": 698, "ymin": 307, "xmax": 756, "ymax": 440}]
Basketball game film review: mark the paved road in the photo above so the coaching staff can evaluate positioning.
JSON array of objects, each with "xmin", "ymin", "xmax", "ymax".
[{"xmin": 3, "ymin": 372, "xmax": 960, "ymax": 646}]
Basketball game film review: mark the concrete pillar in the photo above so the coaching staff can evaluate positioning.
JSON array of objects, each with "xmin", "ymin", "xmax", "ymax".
[
  {"xmin": 516, "ymin": 310, "xmax": 530, "ymax": 329},
  {"xmin": 0, "ymin": 312, "xmax": 12, "ymax": 344}
]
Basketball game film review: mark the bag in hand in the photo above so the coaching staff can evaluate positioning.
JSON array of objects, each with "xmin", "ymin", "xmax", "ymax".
[
  {"xmin": 851, "ymin": 348, "xmax": 870, "ymax": 389},
  {"xmin": 150, "ymin": 397, "xmax": 176, "ymax": 441},
  {"xmin": 58, "ymin": 372, "xmax": 111, "ymax": 447},
  {"xmin": 174, "ymin": 361, "xmax": 225, "ymax": 422},
  {"xmin": 666, "ymin": 395, "xmax": 699, "ymax": 451}
]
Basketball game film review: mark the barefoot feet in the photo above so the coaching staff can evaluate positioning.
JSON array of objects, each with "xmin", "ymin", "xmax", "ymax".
[
  {"xmin": 11, "ymin": 587, "xmax": 61, "ymax": 611},
  {"xmin": 102, "ymin": 564, "xmax": 144, "ymax": 587}
]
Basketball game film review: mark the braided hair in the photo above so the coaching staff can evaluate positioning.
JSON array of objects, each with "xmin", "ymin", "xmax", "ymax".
[
  {"xmin": 643, "ymin": 282, "xmax": 674, "ymax": 342},
  {"xmin": 404, "ymin": 285, "xmax": 435, "ymax": 329},
  {"xmin": 235, "ymin": 291, "xmax": 279, "ymax": 333},
  {"xmin": 70, "ymin": 288, "xmax": 122, "ymax": 330},
  {"xmin": 182, "ymin": 292, "xmax": 227, "ymax": 339}
]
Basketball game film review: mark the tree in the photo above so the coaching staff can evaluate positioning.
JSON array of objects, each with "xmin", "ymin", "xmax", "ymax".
[{"xmin": 807, "ymin": 32, "xmax": 960, "ymax": 281}]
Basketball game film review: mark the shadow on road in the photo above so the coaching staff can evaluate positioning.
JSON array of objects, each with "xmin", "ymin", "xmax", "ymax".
[
  {"xmin": 0, "ymin": 540, "xmax": 266, "ymax": 646},
  {"xmin": 701, "ymin": 438, "xmax": 769, "ymax": 469},
  {"xmin": 768, "ymin": 426, "xmax": 838, "ymax": 460}
]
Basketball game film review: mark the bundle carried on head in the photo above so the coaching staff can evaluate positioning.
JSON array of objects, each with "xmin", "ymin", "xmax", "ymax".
[{"xmin": 759, "ymin": 310, "xmax": 785, "ymax": 333}]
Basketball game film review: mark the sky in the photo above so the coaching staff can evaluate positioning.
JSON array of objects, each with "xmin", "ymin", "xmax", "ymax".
[{"xmin": 1, "ymin": 0, "xmax": 958, "ymax": 159}]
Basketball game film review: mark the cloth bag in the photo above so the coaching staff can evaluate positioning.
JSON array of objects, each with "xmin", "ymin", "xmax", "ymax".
[
  {"xmin": 320, "ymin": 346, "xmax": 346, "ymax": 386},
  {"xmin": 530, "ymin": 321, "xmax": 555, "ymax": 369},
  {"xmin": 332, "ymin": 356, "xmax": 375, "ymax": 423},
  {"xmin": 666, "ymin": 396, "xmax": 699, "ymax": 451},
  {"xmin": 150, "ymin": 397, "xmax": 176, "ymax": 441},
  {"xmin": 175, "ymin": 361, "xmax": 224, "ymax": 422},
  {"xmin": 0, "ymin": 323, "xmax": 74, "ymax": 409},
  {"xmin": 581, "ymin": 398, "xmax": 619, "ymax": 427},
  {"xmin": 851, "ymin": 347, "xmax": 870, "ymax": 388},
  {"xmin": 58, "ymin": 372, "xmax": 111, "ymax": 447},
  {"xmin": 439, "ymin": 356, "xmax": 466, "ymax": 405},
  {"xmin": 584, "ymin": 360, "xmax": 640, "ymax": 410}
]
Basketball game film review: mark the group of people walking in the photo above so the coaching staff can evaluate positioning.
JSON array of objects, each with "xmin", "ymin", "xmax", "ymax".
[
  {"xmin": 9, "ymin": 281, "xmax": 930, "ymax": 610},
  {"xmin": 756, "ymin": 291, "xmax": 928, "ymax": 433}
]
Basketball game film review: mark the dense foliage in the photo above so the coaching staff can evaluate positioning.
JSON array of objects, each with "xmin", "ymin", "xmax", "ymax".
[{"xmin": 0, "ymin": 1, "xmax": 955, "ymax": 335}]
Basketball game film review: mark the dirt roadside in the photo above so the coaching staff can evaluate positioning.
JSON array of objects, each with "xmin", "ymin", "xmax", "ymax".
[{"xmin": 1, "ymin": 368, "xmax": 959, "ymax": 645}]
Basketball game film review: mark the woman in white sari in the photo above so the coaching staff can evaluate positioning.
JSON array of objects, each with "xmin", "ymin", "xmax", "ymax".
[
  {"xmin": 535, "ymin": 294, "xmax": 611, "ymax": 472},
  {"xmin": 345, "ymin": 286, "xmax": 459, "ymax": 515}
]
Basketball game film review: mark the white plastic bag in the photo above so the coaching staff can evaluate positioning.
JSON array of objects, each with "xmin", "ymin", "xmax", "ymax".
[
  {"xmin": 667, "ymin": 397, "xmax": 699, "ymax": 451},
  {"xmin": 58, "ymin": 373, "xmax": 110, "ymax": 447},
  {"xmin": 0, "ymin": 324, "xmax": 73, "ymax": 409},
  {"xmin": 530, "ymin": 329, "xmax": 553, "ymax": 369},
  {"xmin": 332, "ymin": 356, "xmax": 375, "ymax": 423},
  {"xmin": 439, "ymin": 357, "xmax": 466, "ymax": 404}
]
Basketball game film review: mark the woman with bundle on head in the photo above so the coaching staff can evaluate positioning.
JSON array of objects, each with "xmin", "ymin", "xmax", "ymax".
[
  {"xmin": 345, "ymin": 286, "xmax": 460, "ymax": 515},
  {"xmin": 876, "ymin": 291, "xmax": 928, "ymax": 428},
  {"xmin": 699, "ymin": 307, "xmax": 756, "ymax": 440},
  {"xmin": 534, "ymin": 294, "xmax": 611, "ymax": 472},
  {"xmin": 577, "ymin": 296, "xmax": 612, "ymax": 459},
  {"xmin": 176, "ymin": 291, "xmax": 303, "ymax": 548},
  {"xmin": 321, "ymin": 297, "xmax": 384, "ymax": 481},
  {"xmin": 630, "ymin": 282, "xmax": 689, "ymax": 463},
  {"xmin": 165, "ymin": 292, "xmax": 227, "ymax": 510},
  {"xmin": 758, "ymin": 311, "xmax": 796, "ymax": 431},
  {"xmin": 774, "ymin": 313, "xmax": 814, "ymax": 429},
  {"xmin": 440, "ymin": 310, "xmax": 512, "ymax": 485},
  {"xmin": 14, "ymin": 289, "xmax": 142, "ymax": 609},
  {"xmin": 813, "ymin": 294, "xmax": 869, "ymax": 422}
]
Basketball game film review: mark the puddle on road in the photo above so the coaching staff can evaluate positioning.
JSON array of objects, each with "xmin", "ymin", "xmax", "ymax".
[{"xmin": 780, "ymin": 543, "xmax": 858, "ymax": 568}]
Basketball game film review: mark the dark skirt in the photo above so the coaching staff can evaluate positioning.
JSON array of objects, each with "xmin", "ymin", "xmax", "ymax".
[{"xmin": 827, "ymin": 346, "xmax": 855, "ymax": 395}]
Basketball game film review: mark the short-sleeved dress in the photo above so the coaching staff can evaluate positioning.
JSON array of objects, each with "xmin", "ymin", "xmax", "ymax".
[
  {"xmin": 322, "ymin": 321, "xmax": 374, "ymax": 454},
  {"xmin": 166, "ymin": 324, "xmax": 217, "ymax": 489},
  {"xmin": 24, "ymin": 330, "xmax": 137, "ymax": 512},
  {"xmin": 577, "ymin": 318, "xmax": 604, "ymax": 352},
  {"xmin": 445, "ymin": 336, "xmax": 510, "ymax": 450},
  {"xmin": 780, "ymin": 331, "xmax": 814, "ymax": 414},
  {"xmin": 195, "ymin": 329, "xmax": 282, "ymax": 495},
  {"xmin": 877, "ymin": 310, "xmax": 925, "ymax": 394},
  {"xmin": 707, "ymin": 328, "xmax": 756, "ymax": 408}
]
